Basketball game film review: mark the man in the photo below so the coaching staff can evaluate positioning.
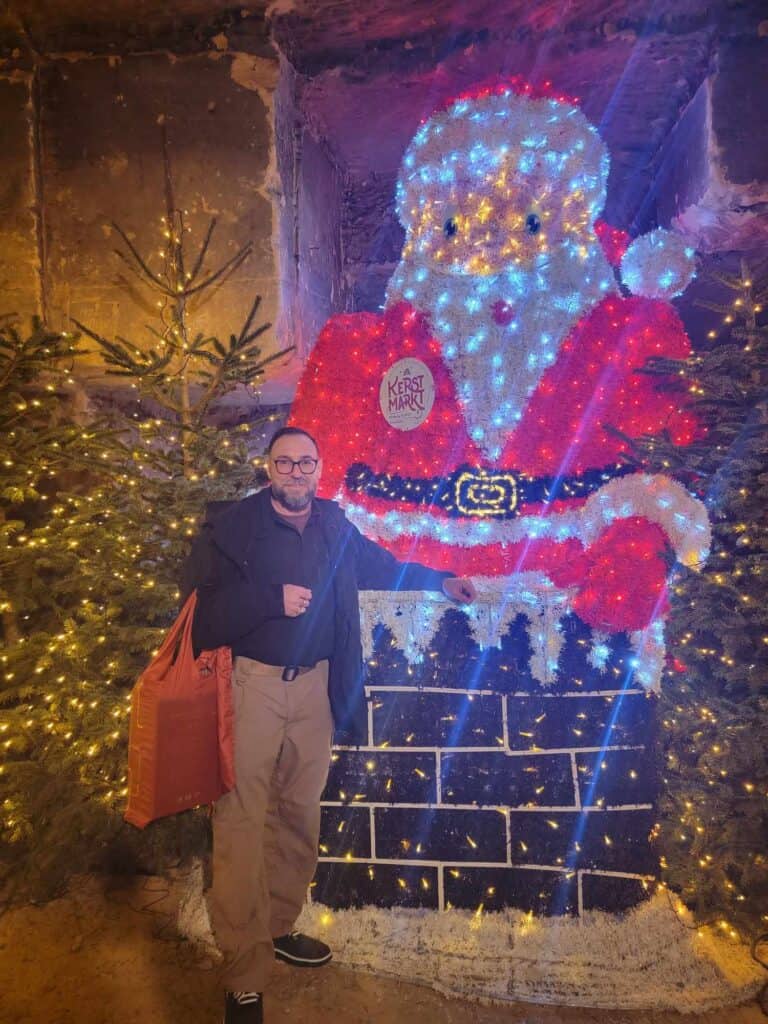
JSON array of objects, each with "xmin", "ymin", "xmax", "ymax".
[{"xmin": 188, "ymin": 426, "xmax": 475, "ymax": 1023}]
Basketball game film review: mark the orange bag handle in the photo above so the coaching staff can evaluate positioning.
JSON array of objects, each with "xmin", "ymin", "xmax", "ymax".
[{"xmin": 142, "ymin": 591, "xmax": 198, "ymax": 684}]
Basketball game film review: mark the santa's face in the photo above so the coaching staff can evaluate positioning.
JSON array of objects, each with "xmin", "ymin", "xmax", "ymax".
[
  {"xmin": 400, "ymin": 166, "xmax": 596, "ymax": 281},
  {"xmin": 386, "ymin": 91, "xmax": 617, "ymax": 461}
]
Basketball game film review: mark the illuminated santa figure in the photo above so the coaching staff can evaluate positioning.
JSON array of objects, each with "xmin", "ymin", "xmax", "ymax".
[{"xmin": 290, "ymin": 79, "xmax": 711, "ymax": 648}]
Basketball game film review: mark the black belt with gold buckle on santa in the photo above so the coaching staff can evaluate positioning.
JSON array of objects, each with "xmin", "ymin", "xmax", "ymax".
[{"xmin": 344, "ymin": 461, "xmax": 637, "ymax": 519}]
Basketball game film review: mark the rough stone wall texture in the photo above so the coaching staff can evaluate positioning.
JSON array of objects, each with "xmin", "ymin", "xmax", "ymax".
[
  {"xmin": 0, "ymin": 46, "xmax": 285, "ymax": 408},
  {"xmin": 0, "ymin": 75, "xmax": 38, "ymax": 319},
  {"xmin": 40, "ymin": 53, "xmax": 280, "ymax": 377}
]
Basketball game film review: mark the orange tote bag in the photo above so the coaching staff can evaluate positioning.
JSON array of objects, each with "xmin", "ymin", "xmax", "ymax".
[{"xmin": 125, "ymin": 592, "xmax": 235, "ymax": 828}]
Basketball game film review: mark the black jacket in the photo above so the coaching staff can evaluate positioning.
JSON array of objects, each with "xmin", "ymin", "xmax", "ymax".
[{"xmin": 183, "ymin": 487, "xmax": 450, "ymax": 745}]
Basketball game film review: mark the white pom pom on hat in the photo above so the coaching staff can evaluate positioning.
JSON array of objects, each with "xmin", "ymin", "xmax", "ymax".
[{"xmin": 620, "ymin": 228, "xmax": 697, "ymax": 300}]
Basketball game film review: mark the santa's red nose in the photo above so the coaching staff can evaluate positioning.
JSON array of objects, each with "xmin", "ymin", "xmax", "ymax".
[{"xmin": 492, "ymin": 300, "xmax": 515, "ymax": 326}]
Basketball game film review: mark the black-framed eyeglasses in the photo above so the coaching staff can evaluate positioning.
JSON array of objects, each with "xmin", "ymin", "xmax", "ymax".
[{"xmin": 272, "ymin": 456, "xmax": 319, "ymax": 475}]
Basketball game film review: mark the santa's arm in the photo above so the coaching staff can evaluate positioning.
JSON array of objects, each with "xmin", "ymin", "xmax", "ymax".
[{"xmin": 569, "ymin": 474, "xmax": 710, "ymax": 631}]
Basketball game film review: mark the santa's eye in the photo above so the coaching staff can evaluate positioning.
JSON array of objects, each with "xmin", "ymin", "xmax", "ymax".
[
  {"xmin": 525, "ymin": 213, "xmax": 541, "ymax": 235},
  {"xmin": 443, "ymin": 217, "xmax": 459, "ymax": 239}
]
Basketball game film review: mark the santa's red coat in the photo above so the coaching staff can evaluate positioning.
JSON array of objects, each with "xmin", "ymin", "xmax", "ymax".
[{"xmin": 290, "ymin": 296, "xmax": 698, "ymax": 632}]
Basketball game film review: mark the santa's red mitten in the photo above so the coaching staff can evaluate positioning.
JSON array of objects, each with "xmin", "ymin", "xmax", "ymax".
[{"xmin": 572, "ymin": 517, "xmax": 671, "ymax": 632}]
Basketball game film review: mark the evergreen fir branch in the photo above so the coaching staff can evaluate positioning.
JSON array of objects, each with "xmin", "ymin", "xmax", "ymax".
[
  {"xmin": 188, "ymin": 217, "xmax": 216, "ymax": 284},
  {"xmin": 234, "ymin": 293, "xmax": 263, "ymax": 346},
  {"xmin": 188, "ymin": 349, "xmax": 220, "ymax": 366},
  {"xmin": 705, "ymin": 270, "xmax": 749, "ymax": 291},
  {"xmin": 695, "ymin": 299, "xmax": 737, "ymax": 315},
  {"xmin": 182, "ymin": 242, "xmax": 253, "ymax": 297},
  {"xmin": 111, "ymin": 221, "xmax": 176, "ymax": 297},
  {"xmin": 241, "ymin": 322, "xmax": 272, "ymax": 347},
  {"xmin": 113, "ymin": 245, "xmax": 174, "ymax": 298}
]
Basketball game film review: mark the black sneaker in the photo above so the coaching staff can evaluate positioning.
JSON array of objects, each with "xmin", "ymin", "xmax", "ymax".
[
  {"xmin": 273, "ymin": 931, "xmax": 332, "ymax": 967},
  {"xmin": 224, "ymin": 991, "xmax": 263, "ymax": 1023}
]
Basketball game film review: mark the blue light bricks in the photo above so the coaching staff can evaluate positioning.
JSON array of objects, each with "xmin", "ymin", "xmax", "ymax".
[{"xmin": 313, "ymin": 603, "xmax": 658, "ymax": 917}]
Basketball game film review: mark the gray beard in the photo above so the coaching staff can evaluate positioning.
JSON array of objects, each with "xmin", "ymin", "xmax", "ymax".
[
  {"xmin": 386, "ymin": 244, "xmax": 617, "ymax": 460},
  {"xmin": 271, "ymin": 481, "xmax": 316, "ymax": 512}
]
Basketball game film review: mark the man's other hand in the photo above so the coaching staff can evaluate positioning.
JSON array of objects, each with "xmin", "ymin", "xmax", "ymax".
[
  {"xmin": 442, "ymin": 577, "xmax": 477, "ymax": 604},
  {"xmin": 283, "ymin": 583, "xmax": 312, "ymax": 616}
]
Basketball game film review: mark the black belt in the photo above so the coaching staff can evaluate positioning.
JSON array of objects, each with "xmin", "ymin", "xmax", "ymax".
[
  {"xmin": 344, "ymin": 461, "xmax": 636, "ymax": 520},
  {"xmin": 235, "ymin": 658, "xmax": 316, "ymax": 682},
  {"xmin": 281, "ymin": 665, "xmax": 313, "ymax": 682}
]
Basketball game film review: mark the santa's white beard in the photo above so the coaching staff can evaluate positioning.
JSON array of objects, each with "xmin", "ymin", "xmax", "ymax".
[{"xmin": 386, "ymin": 242, "xmax": 617, "ymax": 461}]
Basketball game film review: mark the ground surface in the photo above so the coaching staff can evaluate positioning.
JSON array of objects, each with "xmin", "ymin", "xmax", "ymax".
[{"xmin": 0, "ymin": 876, "xmax": 765, "ymax": 1024}]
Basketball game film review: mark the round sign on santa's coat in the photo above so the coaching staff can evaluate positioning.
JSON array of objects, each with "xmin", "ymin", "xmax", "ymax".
[{"xmin": 378, "ymin": 358, "xmax": 436, "ymax": 430}]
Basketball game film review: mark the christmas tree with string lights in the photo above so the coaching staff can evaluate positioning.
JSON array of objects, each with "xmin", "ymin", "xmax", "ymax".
[
  {"xmin": 0, "ymin": 139, "xmax": 287, "ymax": 903},
  {"xmin": 631, "ymin": 260, "xmax": 768, "ymax": 940},
  {"xmin": 0, "ymin": 316, "xmax": 126, "ymax": 895},
  {"xmin": 1, "ymin": 317, "xmax": 86, "ymax": 644}
]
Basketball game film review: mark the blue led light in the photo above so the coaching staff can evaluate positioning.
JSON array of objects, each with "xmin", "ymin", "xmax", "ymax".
[{"xmin": 593, "ymin": 643, "xmax": 610, "ymax": 667}]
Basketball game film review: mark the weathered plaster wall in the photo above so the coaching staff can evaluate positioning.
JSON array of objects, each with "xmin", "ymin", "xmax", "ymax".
[
  {"xmin": 43, "ymin": 52, "xmax": 278, "ymax": 366},
  {"xmin": 0, "ymin": 75, "xmax": 38, "ymax": 319},
  {"xmin": 0, "ymin": 45, "xmax": 286, "ymax": 406},
  {"xmin": 273, "ymin": 55, "xmax": 343, "ymax": 367}
]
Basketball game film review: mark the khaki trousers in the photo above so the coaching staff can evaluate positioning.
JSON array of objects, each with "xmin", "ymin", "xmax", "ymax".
[{"xmin": 209, "ymin": 657, "xmax": 333, "ymax": 992}]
